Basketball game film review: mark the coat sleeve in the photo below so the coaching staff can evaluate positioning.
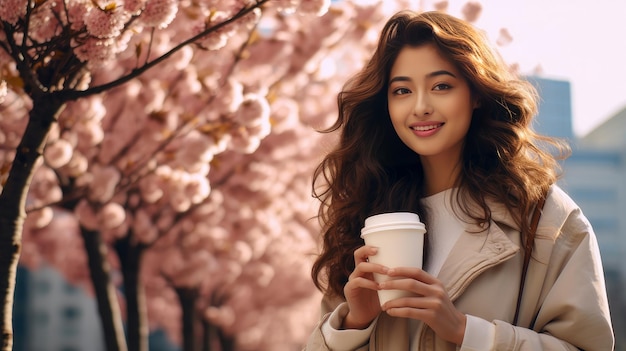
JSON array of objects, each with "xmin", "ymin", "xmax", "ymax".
[
  {"xmin": 492, "ymin": 204, "xmax": 614, "ymax": 350},
  {"xmin": 303, "ymin": 294, "xmax": 371, "ymax": 351}
]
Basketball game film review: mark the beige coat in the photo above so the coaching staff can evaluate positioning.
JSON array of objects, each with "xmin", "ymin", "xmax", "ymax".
[{"xmin": 305, "ymin": 186, "xmax": 614, "ymax": 350}]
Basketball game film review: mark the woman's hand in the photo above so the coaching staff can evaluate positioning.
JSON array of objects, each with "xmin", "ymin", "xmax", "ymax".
[
  {"xmin": 341, "ymin": 245, "xmax": 389, "ymax": 329},
  {"xmin": 379, "ymin": 267, "xmax": 466, "ymax": 345}
]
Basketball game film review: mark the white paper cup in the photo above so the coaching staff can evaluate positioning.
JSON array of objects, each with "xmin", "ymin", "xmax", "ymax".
[{"xmin": 360, "ymin": 212, "xmax": 426, "ymax": 306}]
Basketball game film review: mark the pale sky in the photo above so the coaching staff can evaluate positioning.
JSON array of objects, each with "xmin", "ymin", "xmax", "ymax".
[{"xmin": 438, "ymin": 0, "xmax": 626, "ymax": 137}]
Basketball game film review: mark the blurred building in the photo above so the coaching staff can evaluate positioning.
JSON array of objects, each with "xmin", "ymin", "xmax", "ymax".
[
  {"xmin": 14, "ymin": 266, "xmax": 105, "ymax": 351},
  {"xmin": 529, "ymin": 76, "xmax": 626, "ymax": 349},
  {"xmin": 14, "ymin": 266, "xmax": 179, "ymax": 351}
]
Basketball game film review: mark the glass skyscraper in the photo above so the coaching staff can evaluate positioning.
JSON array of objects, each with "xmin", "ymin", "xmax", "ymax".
[{"xmin": 529, "ymin": 76, "xmax": 625, "ymax": 350}]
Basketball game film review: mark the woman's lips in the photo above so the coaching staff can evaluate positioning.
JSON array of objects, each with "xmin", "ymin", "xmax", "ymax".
[{"xmin": 410, "ymin": 123, "xmax": 444, "ymax": 137}]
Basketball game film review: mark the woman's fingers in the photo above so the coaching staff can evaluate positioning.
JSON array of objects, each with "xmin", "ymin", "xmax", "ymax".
[
  {"xmin": 374, "ymin": 267, "xmax": 466, "ymax": 345},
  {"xmin": 350, "ymin": 245, "xmax": 389, "ymax": 279},
  {"xmin": 353, "ymin": 245, "xmax": 378, "ymax": 264},
  {"xmin": 342, "ymin": 245, "xmax": 386, "ymax": 328},
  {"xmin": 387, "ymin": 266, "xmax": 437, "ymax": 284}
]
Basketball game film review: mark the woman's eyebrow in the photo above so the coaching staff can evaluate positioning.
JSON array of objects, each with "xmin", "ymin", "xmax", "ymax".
[
  {"xmin": 389, "ymin": 70, "xmax": 457, "ymax": 84},
  {"xmin": 427, "ymin": 70, "xmax": 457, "ymax": 78}
]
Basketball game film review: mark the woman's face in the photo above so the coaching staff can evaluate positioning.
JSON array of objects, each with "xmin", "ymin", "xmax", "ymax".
[{"xmin": 387, "ymin": 43, "xmax": 477, "ymax": 167}]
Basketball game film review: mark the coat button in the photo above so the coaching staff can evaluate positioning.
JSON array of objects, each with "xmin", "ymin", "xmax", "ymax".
[{"xmin": 493, "ymin": 243, "xmax": 503, "ymax": 252}]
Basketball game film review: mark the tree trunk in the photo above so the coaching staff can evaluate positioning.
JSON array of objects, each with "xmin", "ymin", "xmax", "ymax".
[
  {"xmin": 217, "ymin": 327, "xmax": 235, "ymax": 351},
  {"xmin": 116, "ymin": 236, "xmax": 148, "ymax": 351},
  {"xmin": 202, "ymin": 320, "xmax": 212, "ymax": 351},
  {"xmin": 81, "ymin": 228, "xmax": 128, "ymax": 351},
  {"xmin": 202, "ymin": 320, "xmax": 231, "ymax": 351},
  {"xmin": 176, "ymin": 288, "xmax": 198, "ymax": 351},
  {"xmin": 0, "ymin": 95, "xmax": 65, "ymax": 350}
]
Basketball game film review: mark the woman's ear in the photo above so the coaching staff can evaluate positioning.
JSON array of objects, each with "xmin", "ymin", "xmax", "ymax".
[{"xmin": 473, "ymin": 98, "xmax": 481, "ymax": 109}]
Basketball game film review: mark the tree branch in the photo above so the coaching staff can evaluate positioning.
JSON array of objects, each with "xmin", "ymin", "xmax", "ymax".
[{"xmin": 55, "ymin": 0, "xmax": 269, "ymax": 101}]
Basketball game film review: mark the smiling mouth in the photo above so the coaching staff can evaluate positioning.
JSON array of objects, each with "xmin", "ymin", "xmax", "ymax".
[{"xmin": 411, "ymin": 123, "xmax": 443, "ymax": 131}]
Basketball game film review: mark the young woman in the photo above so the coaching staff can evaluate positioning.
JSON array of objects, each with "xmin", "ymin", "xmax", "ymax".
[{"xmin": 305, "ymin": 10, "xmax": 614, "ymax": 350}]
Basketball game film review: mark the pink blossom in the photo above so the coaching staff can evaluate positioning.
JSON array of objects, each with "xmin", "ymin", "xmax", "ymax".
[
  {"xmin": 205, "ymin": 226, "xmax": 229, "ymax": 244},
  {"xmin": 298, "ymin": 0, "xmax": 330, "ymax": 16},
  {"xmin": 124, "ymin": 0, "xmax": 147, "ymax": 14},
  {"xmin": 238, "ymin": 7, "xmax": 262, "ymax": 30},
  {"xmin": 168, "ymin": 190, "xmax": 192, "ymax": 212},
  {"xmin": 231, "ymin": 240, "xmax": 252, "ymax": 264},
  {"xmin": 228, "ymin": 127, "xmax": 261, "ymax": 154},
  {"xmin": 73, "ymin": 37, "xmax": 119, "ymax": 65},
  {"xmin": 233, "ymin": 93, "xmax": 270, "ymax": 127},
  {"xmin": 205, "ymin": 306, "xmax": 235, "ymax": 328},
  {"xmin": 138, "ymin": 173, "xmax": 165, "ymax": 203},
  {"xmin": 496, "ymin": 28, "xmax": 514, "ymax": 46},
  {"xmin": 97, "ymin": 202, "xmax": 126, "ymax": 229},
  {"xmin": 461, "ymin": 1, "xmax": 482, "ymax": 23},
  {"xmin": 155, "ymin": 209, "xmax": 175, "ymax": 232},
  {"xmin": 28, "ymin": 166, "xmax": 63, "ymax": 205},
  {"xmin": 88, "ymin": 165, "xmax": 121, "ymax": 203},
  {"xmin": 60, "ymin": 151, "xmax": 89, "ymax": 177},
  {"xmin": 85, "ymin": 6, "xmax": 129, "ymax": 39},
  {"xmin": 76, "ymin": 120, "xmax": 105, "ymax": 149},
  {"xmin": 43, "ymin": 139, "xmax": 74, "ymax": 168},
  {"xmin": 270, "ymin": 98, "xmax": 300, "ymax": 133},
  {"xmin": 0, "ymin": 0, "xmax": 27, "ymax": 24},
  {"xmin": 214, "ymin": 78, "xmax": 244, "ymax": 114},
  {"xmin": 183, "ymin": 174, "xmax": 211, "ymax": 204},
  {"xmin": 67, "ymin": 0, "xmax": 92, "ymax": 31},
  {"xmin": 101, "ymin": 214, "xmax": 130, "ymax": 242},
  {"xmin": 63, "ymin": 96, "xmax": 107, "ymax": 126},
  {"xmin": 0, "ymin": 80, "xmax": 7, "ymax": 104},
  {"xmin": 196, "ymin": 11, "xmax": 236, "ymax": 51},
  {"xmin": 247, "ymin": 262, "xmax": 275, "ymax": 287},
  {"xmin": 170, "ymin": 46, "xmax": 193, "ymax": 70},
  {"xmin": 28, "ymin": 3, "xmax": 63, "ymax": 41},
  {"xmin": 234, "ymin": 39, "xmax": 293, "ymax": 87},
  {"xmin": 75, "ymin": 199, "xmax": 100, "ymax": 230},
  {"xmin": 273, "ymin": 0, "xmax": 299, "ymax": 14},
  {"xmin": 246, "ymin": 118, "xmax": 271, "ymax": 140},
  {"xmin": 433, "ymin": 1, "xmax": 449, "ymax": 12},
  {"xmin": 27, "ymin": 207, "xmax": 54, "ymax": 229},
  {"xmin": 133, "ymin": 209, "xmax": 159, "ymax": 244},
  {"xmin": 140, "ymin": 0, "xmax": 178, "ymax": 28}
]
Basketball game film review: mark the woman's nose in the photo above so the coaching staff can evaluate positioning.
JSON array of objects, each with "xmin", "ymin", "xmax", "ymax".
[{"xmin": 413, "ymin": 93, "xmax": 433, "ymax": 117}]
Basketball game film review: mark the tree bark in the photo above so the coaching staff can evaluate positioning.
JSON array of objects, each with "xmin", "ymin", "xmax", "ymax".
[
  {"xmin": 0, "ymin": 95, "xmax": 65, "ymax": 350},
  {"xmin": 176, "ymin": 288, "xmax": 198, "ymax": 351},
  {"xmin": 81, "ymin": 228, "xmax": 128, "ymax": 351},
  {"xmin": 116, "ymin": 236, "xmax": 148, "ymax": 351},
  {"xmin": 217, "ymin": 327, "xmax": 235, "ymax": 351},
  {"xmin": 202, "ymin": 320, "xmax": 212, "ymax": 351},
  {"xmin": 202, "ymin": 320, "xmax": 232, "ymax": 351}
]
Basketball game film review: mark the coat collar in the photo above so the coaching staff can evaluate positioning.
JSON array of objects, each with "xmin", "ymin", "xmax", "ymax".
[{"xmin": 435, "ymin": 194, "xmax": 522, "ymax": 301}]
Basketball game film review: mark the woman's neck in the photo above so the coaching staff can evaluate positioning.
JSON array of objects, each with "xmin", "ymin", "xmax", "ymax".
[{"xmin": 420, "ymin": 155, "xmax": 462, "ymax": 196}]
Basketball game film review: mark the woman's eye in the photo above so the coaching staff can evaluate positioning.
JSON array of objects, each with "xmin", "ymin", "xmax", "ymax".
[
  {"xmin": 433, "ymin": 83, "xmax": 451, "ymax": 91},
  {"xmin": 393, "ymin": 88, "xmax": 411, "ymax": 95}
]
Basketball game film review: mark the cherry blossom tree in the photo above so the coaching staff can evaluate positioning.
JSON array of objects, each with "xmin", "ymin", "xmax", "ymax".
[
  {"xmin": 0, "ymin": 0, "xmax": 389, "ymax": 349},
  {"xmin": 0, "ymin": 0, "xmax": 323, "ymax": 349}
]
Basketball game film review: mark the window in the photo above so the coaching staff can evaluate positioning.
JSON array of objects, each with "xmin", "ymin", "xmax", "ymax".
[{"xmin": 61, "ymin": 306, "xmax": 81, "ymax": 322}]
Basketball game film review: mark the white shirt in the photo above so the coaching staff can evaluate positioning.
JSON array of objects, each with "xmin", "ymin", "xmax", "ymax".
[{"xmin": 321, "ymin": 188, "xmax": 496, "ymax": 350}]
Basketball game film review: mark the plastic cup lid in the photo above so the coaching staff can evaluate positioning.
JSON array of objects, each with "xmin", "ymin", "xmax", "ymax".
[{"xmin": 364, "ymin": 212, "xmax": 422, "ymax": 227}]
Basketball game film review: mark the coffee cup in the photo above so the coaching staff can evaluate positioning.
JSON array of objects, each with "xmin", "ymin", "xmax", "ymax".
[{"xmin": 360, "ymin": 212, "xmax": 426, "ymax": 306}]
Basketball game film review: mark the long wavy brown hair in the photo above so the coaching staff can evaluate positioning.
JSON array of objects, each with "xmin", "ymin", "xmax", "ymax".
[{"xmin": 310, "ymin": 10, "xmax": 569, "ymax": 298}]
